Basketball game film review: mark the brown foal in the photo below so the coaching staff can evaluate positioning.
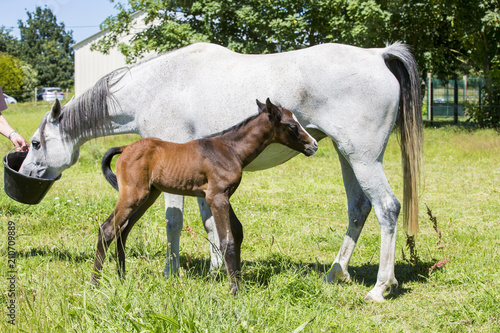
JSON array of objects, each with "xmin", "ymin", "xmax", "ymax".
[{"xmin": 93, "ymin": 98, "xmax": 318, "ymax": 293}]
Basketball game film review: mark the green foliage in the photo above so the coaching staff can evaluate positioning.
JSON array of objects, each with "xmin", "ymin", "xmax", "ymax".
[
  {"xmin": 0, "ymin": 53, "xmax": 38, "ymax": 102},
  {"xmin": 0, "ymin": 53, "xmax": 24, "ymax": 93},
  {"xmin": 93, "ymin": 0, "xmax": 393, "ymax": 62},
  {"xmin": 0, "ymin": 26, "xmax": 21, "ymax": 56},
  {"xmin": 18, "ymin": 7, "xmax": 74, "ymax": 89}
]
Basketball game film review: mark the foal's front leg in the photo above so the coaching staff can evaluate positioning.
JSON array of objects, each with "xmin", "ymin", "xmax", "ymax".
[{"xmin": 206, "ymin": 192, "xmax": 240, "ymax": 294}]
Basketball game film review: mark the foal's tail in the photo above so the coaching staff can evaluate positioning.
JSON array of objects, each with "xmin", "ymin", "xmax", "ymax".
[
  {"xmin": 102, "ymin": 146, "xmax": 125, "ymax": 191},
  {"xmin": 383, "ymin": 42, "xmax": 423, "ymax": 236}
]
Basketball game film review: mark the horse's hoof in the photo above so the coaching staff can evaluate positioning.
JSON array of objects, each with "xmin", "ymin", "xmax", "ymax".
[
  {"xmin": 364, "ymin": 290, "xmax": 385, "ymax": 302},
  {"xmin": 324, "ymin": 263, "xmax": 351, "ymax": 283},
  {"xmin": 163, "ymin": 266, "xmax": 179, "ymax": 278}
]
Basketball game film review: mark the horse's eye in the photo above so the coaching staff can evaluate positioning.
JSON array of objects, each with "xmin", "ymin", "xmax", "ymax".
[
  {"xmin": 32, "ymin": 140, "xmax": 41, "ymax": 150},
  {"xmin": 289, "ymin": 124, "xmax": 299, "ymax": 136}
]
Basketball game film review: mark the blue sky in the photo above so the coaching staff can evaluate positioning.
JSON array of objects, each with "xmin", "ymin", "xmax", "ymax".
[{"xmin": 1, "ymin": 0, "xmax": 122, "ymax": 44}]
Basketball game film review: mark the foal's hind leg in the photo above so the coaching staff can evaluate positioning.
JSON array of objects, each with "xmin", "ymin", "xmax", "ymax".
[
  {"xmin": 229, "ymin": 204, "xmax": 243, "ymax": 277},
  {"xmin": 92, "ymin": 187, "xmax": 151, "ymax": 285},
  {"xmin": 92, "ymin": 209, "xmax": 131, "ymax": 285},
  {"xmin": 116, "ymin": 187, "xmax": 162, "ymax": 279},
  {"xmin": 206, "ymin": 192, "xmax": 240, "ymax": 294},
  {"xmin": 324, "ymin": 147, "xmax": 372, "ymax": 283}
]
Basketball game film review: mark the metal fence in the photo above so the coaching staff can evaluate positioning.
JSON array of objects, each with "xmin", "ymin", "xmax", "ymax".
[{"xmin": 426, "ymin": 75, "xmax": 485, "ymax": 121}]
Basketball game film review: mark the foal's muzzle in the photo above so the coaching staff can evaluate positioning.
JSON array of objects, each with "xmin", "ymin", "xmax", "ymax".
[{"xmin": 303, "ymin": 140, "xmax": 318, "ymax": 156}]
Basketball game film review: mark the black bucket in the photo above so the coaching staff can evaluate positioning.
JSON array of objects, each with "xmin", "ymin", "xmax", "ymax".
[{"xmin": 3, "ymin": 150, "xmax": 61, "ymax": 205}]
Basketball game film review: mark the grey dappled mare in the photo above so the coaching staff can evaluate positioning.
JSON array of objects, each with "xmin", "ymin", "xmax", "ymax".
[{"xmin": 20, "ymin": 42, "xmax": 422, "ymax": 301}]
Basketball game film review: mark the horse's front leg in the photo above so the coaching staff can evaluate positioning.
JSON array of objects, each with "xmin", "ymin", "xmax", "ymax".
[
  {"xmin": 206, "ymin": 192, "xmax": 240, "ymax": 294},
  {"xmin": 197, "ymin": 198, "xmax": 224, "ymax": 273},
  {"xmin": 163, "ymin": 193, "xmax": 184, "ymax": 277}
]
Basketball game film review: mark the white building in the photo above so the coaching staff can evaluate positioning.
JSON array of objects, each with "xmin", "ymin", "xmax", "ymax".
[{"xmin": 72, "ymin": 11, "xmax": 157, "ymax": 97}]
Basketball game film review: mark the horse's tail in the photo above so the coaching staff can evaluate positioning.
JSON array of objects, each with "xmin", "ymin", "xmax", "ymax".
[
  {"xmin": 382, "ymin": 42, "xmax": 423, "ymax": 236},
  {"xmin": 102, "ymin": 146, "xmax": 125, "ymax": 191}
]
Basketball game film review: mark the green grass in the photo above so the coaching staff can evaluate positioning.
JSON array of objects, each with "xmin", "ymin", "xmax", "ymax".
[{"xmin": 0, "ymin": 103, "xmax": 499, "ymax": 332}]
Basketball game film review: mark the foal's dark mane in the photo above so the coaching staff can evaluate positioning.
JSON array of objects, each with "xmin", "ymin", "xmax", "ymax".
[
  {"xmin": 202, "ymin": 101, "xmax": 283, "ymax": 140},
  {"xmin": 201, "ymin": 112, "xmax": 262, "ymax": 140},
  {"xmin": 40, "ymin": 68, "xmax": 128, "ymax": 144}
]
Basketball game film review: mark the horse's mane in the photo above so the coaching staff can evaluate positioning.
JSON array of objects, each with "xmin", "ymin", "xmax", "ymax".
[
  {"xmin": 201, "ymin": 112, "xmax": 261, "ymax": 139},
  {"xmin": 56, "ymin": 68, "xmax": 129, "ymax": 143},
  {"xmin": 202, "ymin": 101, "xmax": 282, "ymax": 140}
]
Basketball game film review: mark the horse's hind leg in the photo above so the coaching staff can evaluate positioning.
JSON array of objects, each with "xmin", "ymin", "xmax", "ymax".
[
  {"xmin": 92, "ymin": 208, "xmax": 131, "ymax": 285},
  {"xmin": 229, "ymin": 204, "xmax": 243, "ymax": 276},
  {"xmin": 116, "ymin": 187, "xmax": 162, "ymax": 279},
  {"xmin": 92, "ymin": 187, "xmax": 151, "ymax": 285},
  {"xmin": 206, "ymin": 192, "xmax": 240, "ymax": 294},
  {"xmin": 92, "ymin": 212, "xmax": 119, "ymax": 285},
  {"xmin": 198, "ymin": 198, "xmax": 224, "ymax": 273},
  {"xmin": 324, "ymin": 147, "xmax": 372, "ymax": 283},
  {"xmin": 349, "ymin": 159, "xmax": 400, "ymax": 302},
  {"xmin": 163, "ymin": 193, "xmax": 184, "ymax": 277}
]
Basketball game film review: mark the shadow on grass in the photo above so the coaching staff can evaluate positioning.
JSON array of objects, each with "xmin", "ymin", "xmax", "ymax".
[
  {"xmin": 14, "ymin": 246, "xmax": 95, "ymax": 263},
  {"xmin": 180, "ymin": 255, "xmax": 434, "ymax": 291},
  {"xmin": 14, "ymin": 245, "xmax": 434, "ymax": 299}
]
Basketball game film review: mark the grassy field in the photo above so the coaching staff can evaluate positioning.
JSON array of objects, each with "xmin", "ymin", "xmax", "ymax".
[{"xmin": 0, "ymin": 103, "xmax": 499, "ymax": 332}]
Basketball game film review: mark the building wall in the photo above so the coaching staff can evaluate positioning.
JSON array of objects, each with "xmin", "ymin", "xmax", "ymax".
[
  {"xmin": 73, "ymin": 31, "xmax": 128, "ymax": 97},
  {"xmin": 73, "ymin": 11, "xmax": 157, "ymax": 97}
]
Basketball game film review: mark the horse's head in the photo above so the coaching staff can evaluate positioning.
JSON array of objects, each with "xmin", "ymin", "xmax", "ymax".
[
  {"xmin": 257, "ymin": 98, "xmax": 318, "ymax": 156},
  {"xmin": 19, "ymin": 100, "xmax": 80, "ymax": 179}
]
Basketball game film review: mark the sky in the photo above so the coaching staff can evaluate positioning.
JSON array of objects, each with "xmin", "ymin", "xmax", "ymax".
[{"xmin": 1, "ymin": 0, "xmax": 123, "ymax": 44}]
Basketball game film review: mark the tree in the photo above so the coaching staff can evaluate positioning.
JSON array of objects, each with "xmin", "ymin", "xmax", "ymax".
[
  {"xmin": 93, "ymin": 0, "xmax": 392, "ymax": 62},
  {"xmin": 18, "ymin": 7, "xmax": 74, "ymax": 89},
  {"xmin": 0, "ymin": 53, "xmax": 37, "ymax": 101},
  {"xmin": 455, "ymin": 0, "xmax": 500, "ymax": 127},
  {"xmin": 0, "ymin": 53, "xmax": 24, "ymax": 93},
  {"xmin": 0, "ymin": 27, "xmax": 21, "ymax": 57}
]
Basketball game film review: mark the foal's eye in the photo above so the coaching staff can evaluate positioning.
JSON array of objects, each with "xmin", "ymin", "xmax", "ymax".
[
  {"xmin": 31, "ymin": 140, "xmax": 41, "ymax": 150},
  {"xmin": 289, "ymin": 124, "xmax": 299, "ymax": 136}
]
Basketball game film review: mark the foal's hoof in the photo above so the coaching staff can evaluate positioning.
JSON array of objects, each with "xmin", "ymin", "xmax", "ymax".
[
  {"xmin": 229, "ymin": 284, "xmax": 239, "ymax": 295},
  {"xmin": 90, "ymin": 278, "xmax": 100, "ymax": 288}
]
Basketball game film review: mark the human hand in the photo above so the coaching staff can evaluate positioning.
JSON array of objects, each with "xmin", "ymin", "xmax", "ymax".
[{"xmin": 9, "ymin": 132, "xmax": 29, "ymax": 151}]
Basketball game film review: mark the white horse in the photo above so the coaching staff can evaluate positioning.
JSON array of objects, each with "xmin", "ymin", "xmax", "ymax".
[{"xmin": 19, "ymin": 42, "xmax": 422, "ymax": 301}]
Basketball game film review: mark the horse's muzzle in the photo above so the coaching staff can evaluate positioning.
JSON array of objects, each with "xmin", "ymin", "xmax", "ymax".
[{"xmin": 304, "ymin": 141, "xmax": 318, "ymax": 156}]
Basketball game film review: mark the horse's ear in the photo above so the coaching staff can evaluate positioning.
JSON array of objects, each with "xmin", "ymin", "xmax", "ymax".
[
  {"xmin": 256, "ymin": 99, "xmax": 266, "ymax": 113},
  {"xmin": 265, "ymin": 98, "xmax": 281, "ymax": 122},
  {"xmin": 50, "ymin": 99, "xmax": 62, "ymax": 122}
]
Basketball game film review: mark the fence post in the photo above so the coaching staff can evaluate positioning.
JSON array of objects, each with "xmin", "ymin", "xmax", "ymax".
[
  {"xmin": 463, "ymin": 75, "xmax": 468, "ymax": 102},
  {"xmin": 427, "ymin": 73, "xmax": 432, "ymax": 121},
  {"xmin": 34, "ymin": 87, "xmax": 37, "ymax": 106},
  {"xmin": 454, "ymin": 74, "xmax": 458, "ymax": 124},
  {"xmin": 430, "ymin": 77, "xmax": 434, "ymax": 125}
]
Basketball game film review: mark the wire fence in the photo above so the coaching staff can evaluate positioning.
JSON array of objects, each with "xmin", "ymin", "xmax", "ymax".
[{"xmin": 426, "ymin": 75, "xmax": 500, "ymax": 126}]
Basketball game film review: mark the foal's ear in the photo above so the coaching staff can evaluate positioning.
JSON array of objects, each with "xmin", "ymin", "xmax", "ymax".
[
  {"xmin": 265, "ymin": 98, "xmax": 282, "ymax": 122},
  {"xmin": 256, "ymin": 99, "xmax": 266, "ymax": 113},
  {"xmin": 50, "ymin": 99, "xmax": 62, "ymax": 122}
]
